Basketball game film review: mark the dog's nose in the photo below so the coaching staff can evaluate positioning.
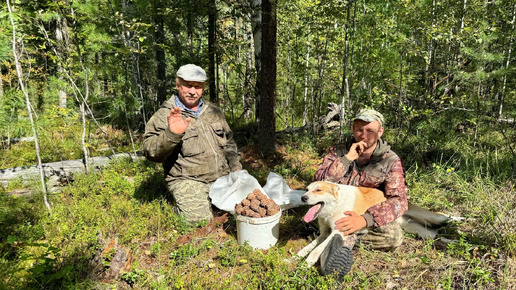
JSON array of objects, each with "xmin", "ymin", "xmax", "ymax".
[{"xmin": 301, "ymin": 195, "xmax": 308, "ymax": 202}]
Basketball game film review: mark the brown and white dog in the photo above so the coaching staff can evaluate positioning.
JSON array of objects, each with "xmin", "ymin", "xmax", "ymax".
[{"xmin": 296, "ymin": 181, "xmax": 461, "ymax": 267}]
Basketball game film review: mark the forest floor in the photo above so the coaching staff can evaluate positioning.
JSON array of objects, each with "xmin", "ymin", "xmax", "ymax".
[
  {"xmin": 1, "ymin": 128, "xmax": 516, "ymax": 289},
  {"xmin": 89, "ymin": 143, "xmax": 515, "ymax": 289}
]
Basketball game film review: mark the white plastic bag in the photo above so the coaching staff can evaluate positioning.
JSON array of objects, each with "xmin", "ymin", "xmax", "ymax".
[
  {"xmin": 262, "ymin": 172, "xmax": 305, "ymax": 210},
  {"xmin": 209, "ymin": 170, "xmax": 264, "ymax": 213},
  {"xmin": 209, "ymin": 170, "xmax": 305, "ymax": 214}
]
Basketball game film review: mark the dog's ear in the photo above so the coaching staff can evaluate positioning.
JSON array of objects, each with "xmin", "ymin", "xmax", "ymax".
[
  {"xmin": 353, "ymin": 187, "xmax": 387, "ymax": 214},
  {"xmin": 329, "ymin": 182, "xmax": 340, "ymax": 199}
]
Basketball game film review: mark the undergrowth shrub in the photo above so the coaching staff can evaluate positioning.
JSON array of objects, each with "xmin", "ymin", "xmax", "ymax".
[
  {"xmin": 1, "ymin": 159, "xmax": 185, "ymax": 289},
  {"xmin": 0, "ymin": 192, "xmax": 46, "ymax": 260},
  {"xmin": 395, "ymin": 114, "xmax": 516, "ymax": 257}
]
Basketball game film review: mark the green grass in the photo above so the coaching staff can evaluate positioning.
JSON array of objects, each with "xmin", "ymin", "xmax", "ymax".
[{"xmin": 0, "ymin": 114, "xmax": 515, "ymax": 289}]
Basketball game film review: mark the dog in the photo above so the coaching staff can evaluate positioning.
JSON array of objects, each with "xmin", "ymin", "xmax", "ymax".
[{"xmin": 296, "ymin": 181, "xmax": 462, "ymax": 267}]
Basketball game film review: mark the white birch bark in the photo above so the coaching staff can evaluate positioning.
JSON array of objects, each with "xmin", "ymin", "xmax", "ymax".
[
  {"xmin": 461, "ymin": 0, "xmax": 467, "ymax": 32},
  {"xmin": 55, "ymin": 10, "xmax": 69, "ymax": 108},
  {"xmin": 500, "ymin": 3, "xmax": 516, "ymax": 117},
  {"xmin": 426, "ymin": 0, "xmax": 436, "ymax": 90},
  {"xmin": 303, "ymin": 25, "xmax": 311, "ymax": 126},
  {"xmin": 242, "ymin": 20, "xmax": 254, "ymax": 119},
  {"xmin": 7, "ymin": 0, "xmax": 51, "ymax": 212}
]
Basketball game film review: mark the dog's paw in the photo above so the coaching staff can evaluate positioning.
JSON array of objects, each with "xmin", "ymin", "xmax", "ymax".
[
  {"xmin": 447, "ymin": 215, "xmax": 466, "ymax": 222},
  {"xmin": 304, "ymin": 258, "xmax": 317, "ymax": 267},
  {"xmin": 284, "ymin": 256, "xmax": 301, "ymax": 264},
  {"xmin": 436, "ymin": 236, "xmax": 458, "ymax": 245}
]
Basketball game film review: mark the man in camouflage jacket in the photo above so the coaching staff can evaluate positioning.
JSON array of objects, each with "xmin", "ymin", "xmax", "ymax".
[
  {"xmin": 143, "ymin": 64, "xmax": 242, "ymax": 223},
  {"xmin": 314, "ymin": 109, "xmax": 408, "ymax": 281}
]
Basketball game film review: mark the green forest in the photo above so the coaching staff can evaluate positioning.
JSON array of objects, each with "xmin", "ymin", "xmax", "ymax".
[{"xmin": 1, "ymin": 0, "xmax": 515, "ymax": 288}]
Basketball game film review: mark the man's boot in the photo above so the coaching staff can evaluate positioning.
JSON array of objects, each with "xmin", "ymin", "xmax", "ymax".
[{"xmin": 320, "ymin": 234, "xmax": 353, "ymax": 282}]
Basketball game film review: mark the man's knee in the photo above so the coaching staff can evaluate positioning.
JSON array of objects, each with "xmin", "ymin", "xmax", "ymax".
[
  {"xmin": 167, "ymin": 180, "xmax": 213, "ymax": 223},
  {"xmin": 359, "ymin": 222, "xmax": 404, "ymax": 251}
]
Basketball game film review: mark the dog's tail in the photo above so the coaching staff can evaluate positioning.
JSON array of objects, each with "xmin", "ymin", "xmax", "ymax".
[
  {"xmin": 397, "ymin": 202, "xmax": 465, "ymax": 241},
  {"xmin": 403, "ymin": 203, "xmax": 452, "ymax": 226}
]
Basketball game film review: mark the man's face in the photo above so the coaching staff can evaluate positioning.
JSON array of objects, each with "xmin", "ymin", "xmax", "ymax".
[
  {"xmin": 176, "ymin": 78, "xmax": 205, "ymax": 109},
  {"xmin": 352, "ymin": 119, "xmax": 384, "ymax": 151}
]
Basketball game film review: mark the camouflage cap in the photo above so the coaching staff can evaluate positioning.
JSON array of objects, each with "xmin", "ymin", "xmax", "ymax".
[
  {"xmin": 354, "ymin": 109, "xmax": 384, "ymax": 127},
  {"xmin": 176, "ymin": 64, "xmax": 207, "ymax": 82}
]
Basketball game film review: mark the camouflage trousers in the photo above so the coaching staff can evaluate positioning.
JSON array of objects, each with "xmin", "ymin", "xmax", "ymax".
[
  {"xmin": 342, "ymin": 220, "xmax": 404, "ymax": 251},
  {"xmin": 167, "ymin": 180, "xmax": 214, "ymax": 224}
]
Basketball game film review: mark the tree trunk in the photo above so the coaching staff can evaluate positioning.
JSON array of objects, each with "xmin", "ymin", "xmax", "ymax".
[
  {"xmin": 285, "ymin": 48, "xmax": 296, "ymax": 128},
  {"xmin": 250, "ymin": 0, "xmax": 262, "ymax": 120},
  {"xmin": 7, "ymin": 0, "xmax": 51, "ymax": 212},
  {"xmin": 67, "ymin": 4, "xmax": 91, "ymax": 174},
  {"xmin": 339, "ymin": 1, "xmax": 353, "ymax": 132},
  {"xmin": 461, "ymin": 0, "xmax": 467, "ymax": 32},
  {"xmin": 396, "ymin": 53, "xmax": 404, "ymax": 128},
  {"xmin": 348, "ymin": 0, "xmax": 357, "ymax": 110},
  {"xmin": 241, "ymin": 20, "xmax": 254, "ymax": 120},
  {"xmin": 187, "ymin": 1, "xmax": 194, "ymax": 56},
  {"xmin": 154, "ymin": 1, "xmax": 167, "ymax": 106},
  {"xmin": 208, "ymin": 0, "xmax": 218, "ymax": 103},
  {"xmin": 54, "ymin": 1, "xmax": 70, "ymax": 109},
  {"xmin": 426, "ymin": 0, "xmax": 437, "ymax": 93},
  {"xmin": 257, "ymin": 0, "xmax": 276, "ymax": 153},
  {"xmin": 500, "ymin": 3, "xmax": 516, "ymax": 117},
  {"xmin": 80, "ymin": 101, "xmax": 90, "ymax": 173},
  {"xmin": 303, "ymin": 25, "xmax": 311, "ymax": 126},
  {"xmin": 312, "ymin": 27, "xmax": 330, "ymax": 126},
  {"xmin": 78, "ymin": 51, "xmax": 90, "ymax": 174}
]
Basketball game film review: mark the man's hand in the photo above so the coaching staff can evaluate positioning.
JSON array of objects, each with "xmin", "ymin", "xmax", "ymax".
[
  {"xmin": 334, "ymin": 211, "xmax": 367, "ymax": 235},
  {"xmin": 345, "ymin": 141, "xmax": 367, "ymax": 161},
  {"xmin": 167, "ymin": 107, "xmax": 191, "ymax": 134}
]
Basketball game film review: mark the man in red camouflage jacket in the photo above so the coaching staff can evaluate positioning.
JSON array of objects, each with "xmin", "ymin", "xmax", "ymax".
[{"xmin": 314, "ymin": 109, "xmax": 408, "ymax": 281}]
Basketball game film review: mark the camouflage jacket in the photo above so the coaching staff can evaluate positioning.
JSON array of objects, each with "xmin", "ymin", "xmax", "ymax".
[
  {"xmin": 314, "ymin": 139, "xmax": 408, "ymax": 227},
  {"xmin": 143, "ymin": 95, "xmax": 242, "ymax": 184}
]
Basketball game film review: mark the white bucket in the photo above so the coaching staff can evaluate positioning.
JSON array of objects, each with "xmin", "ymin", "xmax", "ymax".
[{"xmin": 235, "ymin": 210, "xmax": 281, "ymax": 250}]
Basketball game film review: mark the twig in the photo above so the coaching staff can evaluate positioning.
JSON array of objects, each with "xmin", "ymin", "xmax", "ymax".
[
  {"xmin": 431, "ymin": 106, "xmax": 475, "ymax": 116},
  {"xmin": 497, "ymin": 122, "xmax": 516, "ymax": 160},
  {"xmin": 416, "ymin": 269, "xmax": 428, "ymax": 281}
]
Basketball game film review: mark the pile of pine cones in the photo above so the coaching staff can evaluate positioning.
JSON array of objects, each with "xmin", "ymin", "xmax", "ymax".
[{"xmin": 235, "ymin": 189, "xmax": 280, "ymax": 218}]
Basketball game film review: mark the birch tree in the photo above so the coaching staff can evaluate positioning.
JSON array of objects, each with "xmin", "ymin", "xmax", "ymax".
[
  {"xmin": 53, "ymin": 0, "xmax": 70, "ymax": 109},
  {"xmin": 7, "ymin": 0, "xmax": 51, "ymax": 212}
]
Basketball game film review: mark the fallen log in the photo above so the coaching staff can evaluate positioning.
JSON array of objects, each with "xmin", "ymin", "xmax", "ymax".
[
  {"xmin": 0, "ymin": 152, "xmax": 144, "ymax": 188},
  {"xmin": 276, "ymin": 103, "xmax": 346, "ymax": 136},
  {"xmin": 498, "ymin": 118, "xmax": 515, "ymax": 125}
]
